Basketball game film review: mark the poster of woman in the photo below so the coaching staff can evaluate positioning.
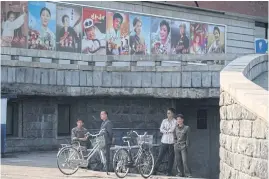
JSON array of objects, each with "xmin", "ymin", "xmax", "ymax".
[
  {"xmin": 1, "ymin": 1, "xmax": 28, "ymax": 48},
  {"xmin": 207, "ymin": 25, "xmax": 225, "ymax": 53},
  {"xmin": 171, "ymin": 20, "xmax": 190, "ymax": 54},
  {"xmin": 151, "ymin": 18, "xmax": 171, "ymax": 55},
  {"xmin": 129, "ymin": 14, "xmax": 151, "ymax": 55},
  {"xmin": 106, "ymin": 11, "xmax": 129, "ymax": 55},
  {"xmin": 56, "ymin": 4, "xmax": 82, "ymax": 53},
  {"xmin": 190, "ymin": 23, "xmax": 208, "ymax": 54},
  {"xmin": 82, "ymin": 7, "xmax": 106, "ymax": 55},
  {"xmin": 28, "ymin": 2, "xmax": 56, "ymax": 50}
]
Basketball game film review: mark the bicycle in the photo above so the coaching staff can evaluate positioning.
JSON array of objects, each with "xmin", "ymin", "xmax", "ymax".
[
  {"xmin": 57, "ymin": 129, "xmax": 106, "ymax": 175},
  {"xmin": 112, "ymin": 131, "xmax": 155, "ymax": 178}
]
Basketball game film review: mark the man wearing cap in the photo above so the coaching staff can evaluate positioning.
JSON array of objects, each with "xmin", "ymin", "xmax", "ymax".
[
  {"xmin": 174, "ymin": 114, "xmax": 192, "ymax": 177},
  {"xmin": 175, "ymin": 23, "xmax": 189, "ymax": 54}
]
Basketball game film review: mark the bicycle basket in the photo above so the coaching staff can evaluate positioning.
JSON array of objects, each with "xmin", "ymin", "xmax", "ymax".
[
  {"xmin": 137, "ymin": 135, "xmax": 153, "ymax": 146},
  {"xmin": 91, "ymin": 135, "xmax": 106, "ymax": 148}
]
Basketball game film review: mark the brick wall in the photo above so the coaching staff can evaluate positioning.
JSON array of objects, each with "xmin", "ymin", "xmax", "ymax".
[{"xmin": 219, "ymin": 91, "xmax": 268, "ymax": 179}]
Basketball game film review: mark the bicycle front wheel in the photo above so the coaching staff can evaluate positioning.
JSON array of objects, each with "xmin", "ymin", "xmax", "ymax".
[
  {"xmin": 138, "ymin": 149, "xmax": 154, "ymax": 178},
  {"xmin": 57, "ymin": 146, "xmax": 81, "ymax": 175},
  {"xmin": 113, "ymin": 148, "xmax": 130, "ymax": 178}
]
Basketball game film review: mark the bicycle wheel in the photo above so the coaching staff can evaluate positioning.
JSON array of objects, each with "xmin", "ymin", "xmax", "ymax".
[
  {"xmin": 57, "ymin": 146, "xmax": 81, "ymax": 175},
  {"xmin": 138, "ymin": 149, "xmax": 154, "ymax": 178},
  {"xmin": 113, "ymin": 148, "xmax": 130, "ymax": 178}
]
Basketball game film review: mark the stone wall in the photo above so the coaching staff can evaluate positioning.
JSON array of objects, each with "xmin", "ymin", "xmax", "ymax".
[{"xmin": 219, "ymin": 91, "xmax": 268, "ymax": 179}]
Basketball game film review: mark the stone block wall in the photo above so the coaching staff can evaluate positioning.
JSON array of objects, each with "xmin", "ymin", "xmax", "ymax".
[{"xmin": 219, "ymin": 90, "xmax": 268, "ymax": 179}]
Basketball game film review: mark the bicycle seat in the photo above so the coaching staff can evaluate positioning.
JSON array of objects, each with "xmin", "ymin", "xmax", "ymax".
[{"xmin": 122, "ymin": 136, "xmax": 132, "ymax": 142}]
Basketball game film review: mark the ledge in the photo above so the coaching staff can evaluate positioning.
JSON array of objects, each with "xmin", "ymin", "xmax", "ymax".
[{"xmin": 220, "ymin": 54, "xmax": 268, "ymax": 122}]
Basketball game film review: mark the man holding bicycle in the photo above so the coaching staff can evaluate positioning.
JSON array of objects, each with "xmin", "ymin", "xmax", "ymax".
[
  {"xmin": 71, "ymin": 119, "xmax": 89, "ymax": 147},
  {"xmin": 99, "ymin": 111, "xmax": 113, "ymax": 175}
]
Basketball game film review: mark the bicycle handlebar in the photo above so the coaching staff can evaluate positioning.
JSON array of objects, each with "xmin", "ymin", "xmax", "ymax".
[
  {"xmin": 130, "ymin": 131, "xmax": 147, "ymax": 137},
  {"xmin": 85, "ymin": 129, "xmax": 105, "ymax": 137}
]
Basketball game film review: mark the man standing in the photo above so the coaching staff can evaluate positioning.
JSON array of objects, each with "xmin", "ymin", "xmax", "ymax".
[
  {"xmin": 99, "ymin": 111, "xmax": 113, "ymax": 175},
  {"xmin": 153, "ymin": 108, "xmax": 177, "ymax": 176},
  {"xmin": 174, "ymin": 114, "xmax": 191, "ymax": 177}
]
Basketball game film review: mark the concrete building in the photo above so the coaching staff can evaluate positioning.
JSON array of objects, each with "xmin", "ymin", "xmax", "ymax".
[{"xmin": 1, "ymin": 1, "xmax": 268, "ymax": 179}]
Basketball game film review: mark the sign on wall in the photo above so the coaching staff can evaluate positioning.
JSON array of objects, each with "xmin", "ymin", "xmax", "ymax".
[
  {"xmin": 255, "ymin": 38, "xmax": 268, "ymax": 54},
  {"xmin": 1, "ymin": 1, "xmax": 226, "ymax": 55}
]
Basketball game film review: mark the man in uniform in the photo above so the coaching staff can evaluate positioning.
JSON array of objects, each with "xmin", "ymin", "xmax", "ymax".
[
  {"xmin": 71, "ymin": 119, "xmax": 88, "ymax": 147},
  {"xmin": 174, "ymin": 114, "xmax": 192, "ymax": 177},
  {"xmin": 99, "ymin": 111, "xmax": 113, "ymax": 175}
]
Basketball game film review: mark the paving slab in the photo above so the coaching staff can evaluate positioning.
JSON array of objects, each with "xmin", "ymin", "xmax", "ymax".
[{"xmin": 1, "ymin": 151, "xmax": 205, "ymax": 179}]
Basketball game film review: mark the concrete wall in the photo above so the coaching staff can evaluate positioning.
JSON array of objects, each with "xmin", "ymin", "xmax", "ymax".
[
  {"xmin": 220, "ymin": 54, "xmax": 268, "ymax": 179},
  {"xmin": 1, "ymin": 48, "xmax": 237, "ymax": 98}
]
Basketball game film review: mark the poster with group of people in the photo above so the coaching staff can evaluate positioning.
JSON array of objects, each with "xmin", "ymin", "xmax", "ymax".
[{"xmin": 1, "ymin": 1, "xmax": 226, "ymax": 55}]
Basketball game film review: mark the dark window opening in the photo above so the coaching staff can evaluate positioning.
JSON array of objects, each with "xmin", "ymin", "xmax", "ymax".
[
  {"xmin": 197, "ymin": 109, "xmax": 207, "ymax": 129},
  {"xmin": 6, "ymin": 101, "xmax": 19, "ymax": 137},
  {"xmin": 57, "ymin": 104, "xmax": 71, "ymax": 136},
  {"xmin": 255, "ymin": 21, "xmax": 268, "ymax": 39}
]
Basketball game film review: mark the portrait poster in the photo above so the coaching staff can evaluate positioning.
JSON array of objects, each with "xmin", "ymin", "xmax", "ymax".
[
  {"xmin": 106, "ymin": 11, "xmax": 129, "ymax": 55},
  {"xmin": 171, "ymin": 20, "xmax": 190, "ymax": 54},
  {"xmin": 1, "ymin": 1, "xmax": 28, "ymax": 48},
  {"xmin": 255, "ymin": 38, "xmax": 268, "ymax": 54},
  {"xmin": 151, "ymin": 18, "xmax": 171, "ymax": 55},
  {"xmin": 28, "ymin": 2, "xmax": 56, "ymax": 50},
  {"xmin": 56, "ymin": 4, "xmax": 82, "ymax": 53},
  {"xmin": 207, "ymin": 25, "xmax": 225, "ymax": 53},
  {"xmin": 129, "ymin": 14, "xmax": 151, "ymax": 55},
  {"xmin": 190, "ymin": 23, "xmax": 208, "ymax": 54},
  {"xmin": 82, "ymin": 7, "xmax": 106, "ymax": 55}
]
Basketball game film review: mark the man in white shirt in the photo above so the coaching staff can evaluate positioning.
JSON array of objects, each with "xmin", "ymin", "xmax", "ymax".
[{"xmin": 153, "ymin": 108, "xmax": 177, "ymax": 176}]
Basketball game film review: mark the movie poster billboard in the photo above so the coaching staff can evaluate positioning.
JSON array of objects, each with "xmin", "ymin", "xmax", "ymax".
[
  {"xmin": 82, "ymin": 7, "xmax": 106, "ymax": 55},
  {"xmin": 106, "ymin": 11, "xmax": 129, "ymax": 55},
  {"xmin": 28, "ymin": 2, "xmax": 56, "ymax": 50},
  {"xmin": 171, "ymin": 20, "xmax": 190, "ymax": 54},
  {"xmin": 190, "ymin": 23, "xmax": 208, "ymax": 54},
  {"xmin": 1, "ymin": 1, "xmax": 28, "ymax": 48},
  {"xmin": 151, "ymin": 18, "xmax": 171, "ymax": 55},
  {"xmin": 129, "ymin": 14, "xmax": 151, "ymax": 55},
  {"xmin": 56, "ymin": 5, "xmax": 82, "ymax": 53},
  {"xmin": 207, "ymin": 25, "xmax": 225, "ymax": 53}
]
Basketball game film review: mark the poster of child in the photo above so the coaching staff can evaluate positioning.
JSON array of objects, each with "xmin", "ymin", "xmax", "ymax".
[
  {"xmin": 1, "ymin": 1, "xmax": 28, "ymax": 48},
  {"xmin": 129, "ymin": 14, "xmax": 151, "ymax": 55},
  {"xmin": 151, "ymin": 18, "xmax": 171, "ymax": 55},
  {"xmin": 190, "ymin": 23, "xmax": 208, "ymax": 54},
  {"xmin": 28, "ymin": 2, "xmax": 56, "ymax": 50},
  {"xmin": 207, "ymin": 25, "xmax": 225, "ymax": 53},
  {"xmin": 56, "ymin": 4, "xmax": 82, "ymax": 53},
  {"xmin": 106, "ymin": 11, "xmax": 129, "ymax": 55},
  {"xmin": 82, "ymin": 7, "xmax": 106, "ymax": 55}
]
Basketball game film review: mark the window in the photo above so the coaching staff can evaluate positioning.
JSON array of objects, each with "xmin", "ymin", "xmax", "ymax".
[
  {"xmin": 255, "ymin": 21, "xmax": 268, "ymax": 39},
  {"xmin": 6, "ymin": 102, "xmax": 19, "ymax": 137},
  {"xmin": 197, "ymin": 109, "xmax": 207, "ymax": 129},
  {"xmin": 57, "ymin": 104, "xmax": 71, "ymax": 136}
]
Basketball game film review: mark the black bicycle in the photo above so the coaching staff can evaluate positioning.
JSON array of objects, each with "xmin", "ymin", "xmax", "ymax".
[{"xmin": 113, "ymin": 131, "xmax": 155, "ymax": 178}]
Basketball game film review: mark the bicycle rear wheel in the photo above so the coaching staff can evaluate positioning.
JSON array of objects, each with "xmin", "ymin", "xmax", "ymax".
[
  {"xmin": 113, "ymin": 148, "xmax": 130, "ymax": 178},
  {"xmin": 57, "ymin": 146, "xmax": 81, "ymax": 175},
  {"xmin": 138, "ymin": 149, "xmax": 154, "ymax": 178}
]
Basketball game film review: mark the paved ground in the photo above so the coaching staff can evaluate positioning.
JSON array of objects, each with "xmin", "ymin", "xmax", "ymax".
[{"xmin": 1, "ymin": 151, "xmax": 205, "ymax": 179}]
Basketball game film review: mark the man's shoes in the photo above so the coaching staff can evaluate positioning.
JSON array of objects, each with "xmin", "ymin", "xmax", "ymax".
[
  {"xmin": 185, "ymin": 174, "xmax": 192, "ymax": 178},
  {"xmin": 176, "ymin": 173, "xmax": 183, "ymax": 177}
]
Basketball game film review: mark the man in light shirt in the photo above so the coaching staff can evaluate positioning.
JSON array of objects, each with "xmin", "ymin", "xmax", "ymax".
[{"xmin": 153, "ymin": 108, "xmax": 177, "ymax": 176}]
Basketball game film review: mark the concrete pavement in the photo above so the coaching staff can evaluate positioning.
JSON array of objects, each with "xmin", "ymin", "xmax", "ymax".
[{"xmin": 1, "ymin": 151, "xmax": 205, "ymax": 179}]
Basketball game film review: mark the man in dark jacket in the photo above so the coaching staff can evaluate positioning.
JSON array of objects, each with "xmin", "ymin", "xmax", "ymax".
[{"xmin": 99, "ymin": 110, "xmax": 113, "ymax": 175}]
